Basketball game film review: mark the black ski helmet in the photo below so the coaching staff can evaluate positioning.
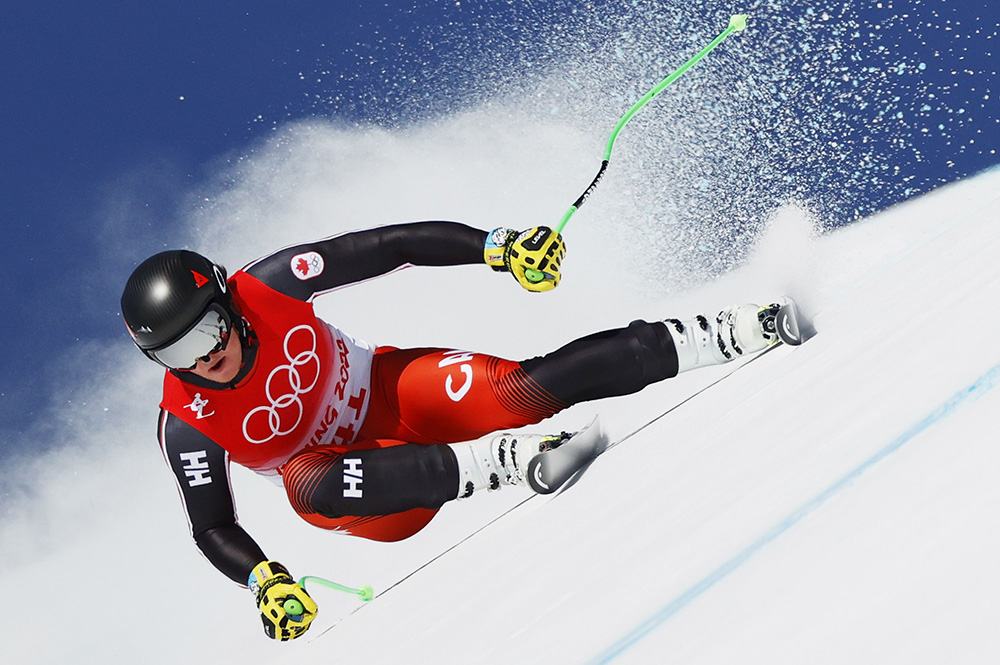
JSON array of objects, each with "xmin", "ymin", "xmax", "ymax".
[{"xmin": 121, "ymin": 250, "xmax": 239, "ymax": 368}]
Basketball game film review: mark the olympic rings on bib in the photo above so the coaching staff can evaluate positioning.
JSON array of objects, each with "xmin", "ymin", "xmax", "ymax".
[{"xmin": 242, "ymin": 325, "xmax": 321, "ymax": 445}]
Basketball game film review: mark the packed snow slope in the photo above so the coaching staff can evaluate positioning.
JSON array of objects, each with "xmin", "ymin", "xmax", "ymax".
[{"xmin": 298, "ymin": 167, "xmax": 1000, "ymax": 664}]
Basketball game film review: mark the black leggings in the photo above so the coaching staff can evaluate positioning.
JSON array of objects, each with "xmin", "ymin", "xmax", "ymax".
[{"xmin": 521, "ymin": 320, "xmax": 678, "ymax": 404}]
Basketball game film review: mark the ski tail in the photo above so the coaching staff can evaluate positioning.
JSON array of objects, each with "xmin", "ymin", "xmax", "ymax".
[
  {"xmin": 775, "ymin": 298, "xmax": 816, "ymax": 346},
  {"xmin": 526, "ymin": 417, "xmax": 606, "ymax": 495}
]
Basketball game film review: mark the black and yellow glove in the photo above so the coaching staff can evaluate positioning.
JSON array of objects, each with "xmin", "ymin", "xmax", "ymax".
[
  {"xmin": 248, "ymin": 560, "xmax": 318, "ymax": 641},
  {"xmin": 484, "ymin": 226, "xmax": 566, "ymax": 292}
]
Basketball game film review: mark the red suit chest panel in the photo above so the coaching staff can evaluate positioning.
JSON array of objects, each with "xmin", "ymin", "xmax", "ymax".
[{"xmin": 160, "ymin": 272, "xmax": 372, "ymax": 472}]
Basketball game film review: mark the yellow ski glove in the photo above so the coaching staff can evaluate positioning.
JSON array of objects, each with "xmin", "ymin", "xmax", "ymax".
[
  {"xmin": 485, "ymin": 226, "xmax": 565, "ymax": 292},
  {"xmin": 248, "ymin": 560, "xmax": 318, "ymax": 641}
]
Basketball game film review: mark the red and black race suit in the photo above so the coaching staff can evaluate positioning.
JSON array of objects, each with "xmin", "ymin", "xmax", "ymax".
[{"xmin": 157, "ymin": 222, "xmax": 680, "ymax": 585}]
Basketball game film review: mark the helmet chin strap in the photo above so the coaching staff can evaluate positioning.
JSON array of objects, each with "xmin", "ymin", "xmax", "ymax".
[
  {"xmin": 229, "ymin": 318, "xmax": 258, "ymax": 388},
  {"xmin": 236, "ymin": 316, "xmax": 255, "ymax": 353}
]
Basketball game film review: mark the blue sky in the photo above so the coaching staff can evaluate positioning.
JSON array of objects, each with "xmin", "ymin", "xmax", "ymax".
[{"xmin": 1, "ymin": 1, "xmax": 997, "ymax": 452}]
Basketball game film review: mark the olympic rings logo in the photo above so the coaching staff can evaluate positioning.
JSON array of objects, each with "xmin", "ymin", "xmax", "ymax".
[{"xmin": 242, "ymin": 325, "xmax": 321, "ymax": 445}]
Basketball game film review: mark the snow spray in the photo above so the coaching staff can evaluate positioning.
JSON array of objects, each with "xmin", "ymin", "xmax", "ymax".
[
  {"xmin": 554, "ymin": 15, "xmax": 748, "ymax": 231},
  {"xmin": 521, "ymin": 14, "xmax": 749, "ymax": 285}
]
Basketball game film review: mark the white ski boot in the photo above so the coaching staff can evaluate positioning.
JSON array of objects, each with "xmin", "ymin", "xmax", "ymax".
[
  {"xmin": 664, "ymin": 303, "xmax": 781, "ymax": 374},
  {"xmin": 448, "ymin": 418, "xmax": 605, "ymax": 497},
  {"xmin": 449, "ymin": 431, "xmax": 565, "ymax": 498}
]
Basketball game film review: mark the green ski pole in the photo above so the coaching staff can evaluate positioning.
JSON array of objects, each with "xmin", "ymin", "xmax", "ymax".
[
  {"xmin": 554, "ymin": 13, "xmax": 748, "ymax": 235},
  {"xmin": 298, "ymin": 575, "xmax": 375, "ymax": 603}
]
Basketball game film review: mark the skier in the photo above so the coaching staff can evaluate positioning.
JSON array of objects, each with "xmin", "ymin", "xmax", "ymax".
[{"xmin": 121, "ymin": 221, "xmax": 780, "ymax": 640}]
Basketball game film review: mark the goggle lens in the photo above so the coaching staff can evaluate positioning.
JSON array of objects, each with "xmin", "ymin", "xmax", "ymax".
[{"xmin": 151, "ymin": 307, "xmax": 232, "ymax": 370}]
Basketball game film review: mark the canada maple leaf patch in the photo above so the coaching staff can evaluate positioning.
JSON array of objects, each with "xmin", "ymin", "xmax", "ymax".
[{"xmin": 289, "ymin": 251, "xmax": 325, "ymax": 280}]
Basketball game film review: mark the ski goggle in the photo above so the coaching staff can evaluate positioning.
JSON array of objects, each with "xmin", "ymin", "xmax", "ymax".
[{"xmin": 147, "ymin": 305, "xmax": 233, "ymax": 370}]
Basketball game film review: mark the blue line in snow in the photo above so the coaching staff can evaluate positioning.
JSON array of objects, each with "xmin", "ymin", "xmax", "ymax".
[{"xmin": 589, "ymin": 361, "xmax": 1000, "ymax": 665}]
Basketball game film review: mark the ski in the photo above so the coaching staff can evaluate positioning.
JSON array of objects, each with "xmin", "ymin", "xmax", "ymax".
[
  {"xmin": 526, "ymin": 417, "xmax": 607, "ymax": 494},
  {"xmin": 530, "ymin": 299, "xmax": 813, "ymax": 494}
]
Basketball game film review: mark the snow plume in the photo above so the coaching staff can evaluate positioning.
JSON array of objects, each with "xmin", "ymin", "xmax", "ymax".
[
  {"xmin": 301, "ymin": 0, "xmax": 996, "ymax": 283},
  {"xmin": 73, "ymin": 0, "xmax": 999, "ymax": 318}
]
